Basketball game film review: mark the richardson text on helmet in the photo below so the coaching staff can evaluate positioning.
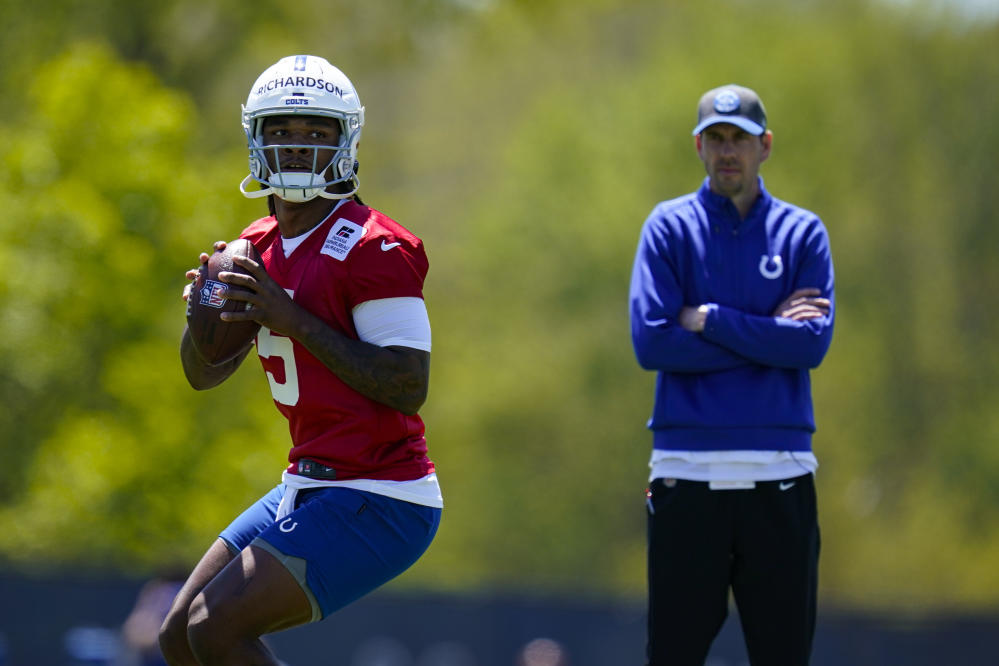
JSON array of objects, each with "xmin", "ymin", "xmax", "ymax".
[{"xmin": 256, "ymin": 77, "xmax": 345, "ymax": 98}]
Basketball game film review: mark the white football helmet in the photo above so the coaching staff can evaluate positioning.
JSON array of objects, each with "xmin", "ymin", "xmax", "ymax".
[{"xmin": 240, "ymin": 55, "xmax": 365, "ymax": 202}]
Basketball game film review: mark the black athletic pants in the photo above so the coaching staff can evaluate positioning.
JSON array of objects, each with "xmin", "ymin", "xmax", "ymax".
[{"xmin": 645, "ymin": 474, "xmax": 819, "ymax": 666}]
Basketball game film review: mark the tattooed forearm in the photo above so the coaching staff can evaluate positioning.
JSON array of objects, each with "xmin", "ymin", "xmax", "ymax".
[
  {"xmin": 327, "ymin": 340, "xmax": 429, "ymax": 414},
  {"xmin": 293, "ymin": 311, "xmax": 430, "ymax": 414}
]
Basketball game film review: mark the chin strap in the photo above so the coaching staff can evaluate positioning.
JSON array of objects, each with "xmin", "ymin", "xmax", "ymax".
[
  {"xmin": 239, "ymin": 174, "xmax": 359, "ymax": 202},
  {"xmin": 239, "ymin": 175, "xmax": 271, "ymax": 199}
]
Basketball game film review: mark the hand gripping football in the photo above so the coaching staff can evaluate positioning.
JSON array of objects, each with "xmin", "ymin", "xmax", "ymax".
[{"xmin": 186, "ymin": 239, "xmax": 263, "ymax": 365}]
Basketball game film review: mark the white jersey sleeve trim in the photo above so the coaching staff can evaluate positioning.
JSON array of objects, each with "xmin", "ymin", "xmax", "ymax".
[{"xmin": 352, "ymin": 297, "xmax": 432, "ymax": 351}]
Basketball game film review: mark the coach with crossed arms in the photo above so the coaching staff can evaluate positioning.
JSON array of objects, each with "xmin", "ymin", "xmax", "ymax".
[{"xmin": 629, "ymin": 84, "xmax": 835, "ymax": 665}]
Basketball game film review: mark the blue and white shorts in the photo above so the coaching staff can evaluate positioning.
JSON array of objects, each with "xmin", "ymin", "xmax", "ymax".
[{"xmin": 219, "ymin": 483, "xmax": 441, "ymax": 621}]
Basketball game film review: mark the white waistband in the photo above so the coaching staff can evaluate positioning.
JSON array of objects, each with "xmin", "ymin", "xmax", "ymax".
[{"xmin": 276, "ymin": 471, "xmax": 443, "ymax": 520}]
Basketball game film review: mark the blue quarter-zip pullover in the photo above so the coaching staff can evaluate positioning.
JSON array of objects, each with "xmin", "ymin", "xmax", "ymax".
[{"xmin": 630, "ymin": 177, "xmax": 835, "ymax": 452}]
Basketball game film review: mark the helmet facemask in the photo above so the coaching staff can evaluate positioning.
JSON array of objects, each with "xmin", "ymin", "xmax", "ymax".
[{"xmin": 242, "ymin": 113, "xmax": 360, "ymax": 202}]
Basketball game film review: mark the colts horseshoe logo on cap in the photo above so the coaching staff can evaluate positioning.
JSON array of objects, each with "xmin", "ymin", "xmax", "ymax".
[
  {"xmin": 714, "ymin": 90, "xmax": 741, "ymax": 113},
  {"xmin": 759, "ymin": 254, "xmax": 784, "ymax": 279}
]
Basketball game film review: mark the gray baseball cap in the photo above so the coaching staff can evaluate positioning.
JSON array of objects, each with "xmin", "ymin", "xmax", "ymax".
[{"xmin": 692, "ymin": 84, "xmax": 767, "ymax": 136}]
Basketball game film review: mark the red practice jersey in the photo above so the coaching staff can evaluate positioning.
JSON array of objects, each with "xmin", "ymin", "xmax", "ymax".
[{"xmin": 240, "ymin": 200, "xmax": 435, "ymax": 481}]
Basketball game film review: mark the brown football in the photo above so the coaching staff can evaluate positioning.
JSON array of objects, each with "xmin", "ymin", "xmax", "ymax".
[{"xmin": 186, "ymin": 239, "xmax": 263, "ymax": 365}]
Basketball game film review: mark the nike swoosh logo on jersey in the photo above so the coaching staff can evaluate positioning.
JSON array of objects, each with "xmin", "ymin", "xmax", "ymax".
[
  {"xmin": 381, "ymin": 240, "xmax": 402, "ymax": 251},
  {"xmin": 779, "ymin": 481, "xmax": 796, "ymax": 491}
]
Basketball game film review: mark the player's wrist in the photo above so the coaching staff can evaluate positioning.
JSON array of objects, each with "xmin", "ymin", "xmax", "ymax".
[{"xmin": 696, "ymin": 304, "xmax": 711, "ymax": 332}]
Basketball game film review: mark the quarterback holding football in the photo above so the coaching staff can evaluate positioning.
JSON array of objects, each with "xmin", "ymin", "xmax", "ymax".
[{"xmin": 160, "ymin": 55, "xmax": 442, "ymax": 665}]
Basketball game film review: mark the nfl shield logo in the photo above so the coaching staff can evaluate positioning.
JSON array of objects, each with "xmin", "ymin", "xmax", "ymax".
[{"xmin": 199, "ymin": 280, "xmax": 228, "ymax": 308}]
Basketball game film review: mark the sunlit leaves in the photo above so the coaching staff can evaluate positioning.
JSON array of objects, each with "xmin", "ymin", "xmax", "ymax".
[{"xmin": 0, "ymin": 1, "xmax": 998, "ymax": 611}]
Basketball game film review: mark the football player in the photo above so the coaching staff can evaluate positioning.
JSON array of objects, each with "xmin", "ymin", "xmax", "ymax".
[{"xmin": 160, "ymin": 55, "xmax": 442, "ymax": 665}]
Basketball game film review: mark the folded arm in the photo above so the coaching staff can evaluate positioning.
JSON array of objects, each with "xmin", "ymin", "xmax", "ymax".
[{"xmin": 683, "ymin": 288, "xmax": 833, "ymax": 370}]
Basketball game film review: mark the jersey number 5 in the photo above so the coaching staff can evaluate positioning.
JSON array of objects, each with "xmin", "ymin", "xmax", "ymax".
[
  {"xmin": 257, "ymin": 326, "xmax": 299, "ymax": 406},
  {"xmin": 256, "ymin": 287, "xmax": 300, "ymax": 406}
]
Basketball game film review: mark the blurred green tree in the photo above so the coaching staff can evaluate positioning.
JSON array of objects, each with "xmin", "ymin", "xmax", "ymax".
[
  {"xmin": 0, "ymin": 42, "xmax": 280, "ymax": 571},
  {"xmin": 0, "ymin": 0, "xmax": 997, "ymax": 611}
]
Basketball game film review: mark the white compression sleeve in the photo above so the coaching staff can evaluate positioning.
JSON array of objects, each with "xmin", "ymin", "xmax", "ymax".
[{"xmin": 352, "ymin": 297, "xmax": 432, "ymax": 351}]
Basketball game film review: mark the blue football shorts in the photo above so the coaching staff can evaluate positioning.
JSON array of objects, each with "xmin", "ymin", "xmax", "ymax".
[{"xmin": 219, "ymin": 483, "xmax": 441, "ymax": 622}]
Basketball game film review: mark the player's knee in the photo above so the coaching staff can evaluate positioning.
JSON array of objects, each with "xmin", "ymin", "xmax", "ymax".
[
  {"xmin": 185, "ymin": 595, "xmax": 215, "ymax": 652},
  {"xmin": 185, "ymin": 593, "xmax": 243, "ymax": 662},
  {"xmin": 158, "ymin": 606, "xmax": 192, "ymax": 664}
]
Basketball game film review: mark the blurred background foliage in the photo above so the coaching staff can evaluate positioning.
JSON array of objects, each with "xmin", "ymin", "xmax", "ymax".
[{"xmin": 1, "ymin": 0, "xmax": 997, "ymax": 612}]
